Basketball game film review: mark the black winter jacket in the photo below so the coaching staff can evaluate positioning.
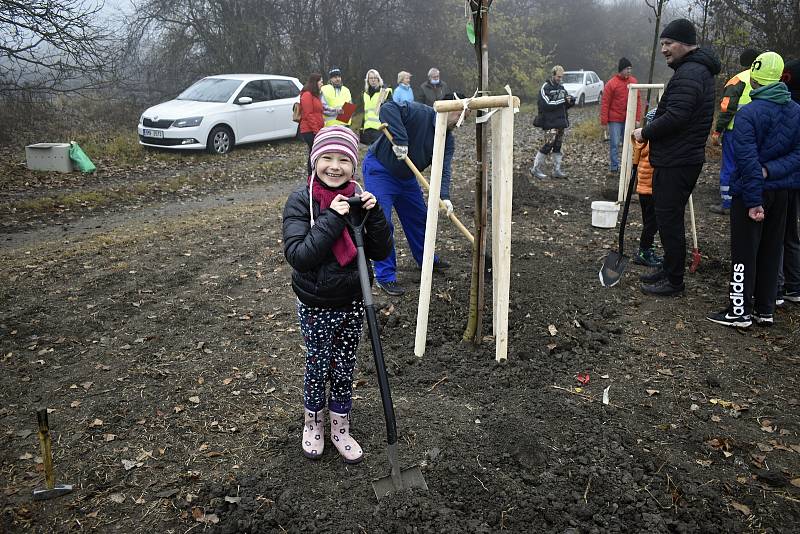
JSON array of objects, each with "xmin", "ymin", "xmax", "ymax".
[
  {"xmin": 283, "ymin": 185, "xmax": 392, "ymax": 308},
  {"xmin": 535, "ymin": 78, "xmax": 574, "ymax": 130},
  {"xmin": 642, "ymin": 48, "xmax": 721, "ymax": 167}
]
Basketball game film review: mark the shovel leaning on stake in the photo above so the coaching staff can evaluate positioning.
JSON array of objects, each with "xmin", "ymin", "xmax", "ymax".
[
  {"xmin": 599, "ymin": 161, "xmax": 638, "ymax": 288},
  {"xmin": 343, "ymin": 197, "xmax": 428, "ymax": 500},
  {"xmin": 379, "ymin": 124, "xmax": 474, "ymax": 245},
  {"xmin": 33, "ymin": 408, "xmax": 74, "ymax": 500}
]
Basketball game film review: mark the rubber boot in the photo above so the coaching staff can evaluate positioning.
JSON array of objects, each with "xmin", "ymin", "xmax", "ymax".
[
  {"xmin": 329, "ymin": 410, "xmax": 363, "ymax": 464},
  {"xmin": 529, "ymin": 151, "xmax": 548, "ymax": 179},
  {"xmin": 553, "ymin": 153, "xmax": 567, "ymax": 178},
  {"xmin": 302, "ymin": 408, "xmax": 324, "ymax": 459}
]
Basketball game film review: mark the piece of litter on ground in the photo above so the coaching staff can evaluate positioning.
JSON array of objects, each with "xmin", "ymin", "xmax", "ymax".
[
  {"xmin": 553, "ymin": 209, "xmax": 569, "ymax": 216},
  {"xmin": 602, "ymin": 385, "xmax": 610, "ymax": 405}
]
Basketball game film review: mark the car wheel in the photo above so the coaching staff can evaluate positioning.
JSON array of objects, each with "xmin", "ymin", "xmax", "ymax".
[
  {"xmin": 207, "ymin": 126, "xmax": 233, "ymax": 155},
  {"xmin": 578, "ymin": 94, "xmax": 585, "ymax": 107}
]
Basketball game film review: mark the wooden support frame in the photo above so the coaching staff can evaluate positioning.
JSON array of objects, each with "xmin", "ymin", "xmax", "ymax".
[
  {"xmin": 618, "ymin": 84, "xmax": 664, "ymax": 203},
  {"xmin": 490, "ymin": 105, "xmax": 514, "ymax": 361},
  {"xmin": 415, "ymin": 94, "xmax": 518, "ymax": 361}
]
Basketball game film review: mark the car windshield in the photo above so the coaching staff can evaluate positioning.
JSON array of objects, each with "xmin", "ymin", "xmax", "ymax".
[
  {"xmin": 176, "ymin": 78, "xmax": 242, "ymax": 103},
  {"xmin": 562, "ymin": 73, "xmax": 584, "ymax": 84}
]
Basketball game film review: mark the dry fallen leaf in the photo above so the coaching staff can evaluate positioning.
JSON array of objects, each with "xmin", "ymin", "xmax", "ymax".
[
  {"xmin": 711, "ymin": 415, "xmax": 722, "ymax": 422},
  {"xmin": 757, "ymin": 443, "xmax": 774, "ymax": 452},
  {"xmin": 646, "ymin": 389, "xmax": 660, "ymax": 396},
  {"xmin": 760, "ymin": 419, "xmax": 777, "ymax": 433},
  {"xmin": 109, "ymin": 493, "xmax": 125, "ymax": 504},
  {"xmin": 70, "ymin": 400, "xmax": 81, "ymax": 408},
  {"xmin": 192, "ymin": 508, "xmax": 219, "ymax": 524},
  {"xmin": 81, "ymin": 381, "xmax": 93, "ymax": 390},
  {"xmin": 731, "ymin": 502, "xmax": 751, "ymax": 516},
  {"xmin": 696, "ymin": 458, "xmax": 713, "ymax": 467},
  {"xmin": 791, "ymin": 478, "xmax": 800, "ymax": 488},
  {"xmin": 89, "ymin": 418, "xmax": 103, "ymax": 428},
  {"xmin": 122, "ymin": 459, "xmax": 142, "ymax": 470},
  {"xmin": 656, "ymin": 368, "xmax": 673, "ymax": 377},
  {"xmin": 188, "ymin": 396, "xmax": 200, "ymax": 404},
  {"xmin": 18, "ymin": 452, "xmax": 33, "ymax": 460},
  {"xmin": 222, "ymin": 378, "xmax": 233, "ymax": 385},
  {"xmin": 103, "ymin": 433, "xmax": 116, "ymax": 442},
  {"xmin": 547, "ymin": 324, "xmax": 558, "ymax": 336}
]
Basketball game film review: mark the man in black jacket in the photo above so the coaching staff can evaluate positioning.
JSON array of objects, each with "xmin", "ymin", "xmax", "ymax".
[
  {"xmin": 633, "ymin": 18, "xmax": 721, "ymax": 296},
  {"xmin": 530, "ymin": 65, "xmax": 575, "ymax": 179}
]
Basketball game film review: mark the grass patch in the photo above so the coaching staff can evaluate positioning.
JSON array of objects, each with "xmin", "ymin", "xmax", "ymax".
[
  {"xmin": 571, "ymin": 118, "xmax": 603, "ymax": 141},
  {"xmin": 69, "ymin": 129, "xmax": 220, "ymax": 167},
  {"xmin": 7, "ymin": 174, "xmax": 203, "ymax": 213}
]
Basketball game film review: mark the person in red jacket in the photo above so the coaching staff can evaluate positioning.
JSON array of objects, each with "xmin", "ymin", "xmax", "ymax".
[
  {"xmin": 600, "ymin": 58, "xmax": 642, "ymax": 175},
  {"xmin": 299, "ymin": 73, "xmax": 325, "ymax": 176}
]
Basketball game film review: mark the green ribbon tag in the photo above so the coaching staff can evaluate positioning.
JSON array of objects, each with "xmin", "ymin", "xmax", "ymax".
[{"xmin": 466, "ymin": 20, "xmax": 475, "ymax": 44}]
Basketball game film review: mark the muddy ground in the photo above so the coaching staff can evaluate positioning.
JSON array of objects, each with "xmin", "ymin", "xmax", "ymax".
[{"xmin": 1, "ymin": 107, "xmax": 799, "ymax": 533}]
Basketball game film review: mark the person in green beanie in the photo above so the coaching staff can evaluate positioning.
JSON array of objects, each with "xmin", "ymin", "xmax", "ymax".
[{"xmin": 708, "ymin": 52, "xmax": 800, "ymax": 328}]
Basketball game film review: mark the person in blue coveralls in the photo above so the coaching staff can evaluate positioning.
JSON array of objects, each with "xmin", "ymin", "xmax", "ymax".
[{"xmin": 362, "ymin": 94, "xmax": 469, "ymax": 296}]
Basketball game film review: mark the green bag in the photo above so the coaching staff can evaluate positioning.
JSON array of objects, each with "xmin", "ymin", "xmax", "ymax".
[{"xmin": 69, "ymin": 142, "xmax": 96, "ymax": 173}]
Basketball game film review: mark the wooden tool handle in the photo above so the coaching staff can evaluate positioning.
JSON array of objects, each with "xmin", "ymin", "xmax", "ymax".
[
  {"xmin": 36, "ymin": 409, "xmax": 55, "ymax": 490},
  {"xmin": 379, "ymin": 125, "xmax": 475, "ymax": 245}
]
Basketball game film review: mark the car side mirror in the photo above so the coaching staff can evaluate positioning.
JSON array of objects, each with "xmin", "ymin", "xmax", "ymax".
[{"xmin": 237, "ymin": 96, "xmax": 253, "ymax": 105}]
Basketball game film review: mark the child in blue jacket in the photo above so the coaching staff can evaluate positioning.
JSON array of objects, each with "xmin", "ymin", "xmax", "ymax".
[{"xmin": 708, "ymin": 52, "xmax": 800, "ymax": 328}]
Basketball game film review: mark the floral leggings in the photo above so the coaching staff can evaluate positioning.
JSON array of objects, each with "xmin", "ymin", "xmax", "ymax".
[{"xmin": 298, "ymin": 300, "xmax": 363, "ymax": 414}]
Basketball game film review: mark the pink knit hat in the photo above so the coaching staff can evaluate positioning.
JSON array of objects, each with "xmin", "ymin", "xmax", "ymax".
[{"xmin": 309, "ymin": 126, "xmax": 359, "ymax": 173}]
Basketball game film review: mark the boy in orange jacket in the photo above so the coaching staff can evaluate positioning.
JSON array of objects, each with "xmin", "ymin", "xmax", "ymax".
[{"xmin": 632, "ymin": 108, "xmax": 662, "ymax": 267}]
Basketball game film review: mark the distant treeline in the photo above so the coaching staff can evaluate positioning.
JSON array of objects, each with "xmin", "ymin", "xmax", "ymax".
[{"xmin": 1, "ymin": 0, "xmax": 798, "ymax": 105}]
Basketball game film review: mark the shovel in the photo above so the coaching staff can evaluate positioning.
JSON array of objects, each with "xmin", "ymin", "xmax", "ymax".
[
  {"xmin": 599, "ymin": 164, "xmax": 638, "ymax": 287},
  {"xmin": 33, "ymin": 409, "xmax": 74, "ymax": 500},
  {"xmin": 379, "ymin": 124, "xmax": 474, "ymax": 245},
  {"xmin": 343, "ymin": 197, "xmax": 428, "ymax": 500},
  {"xmin": 688, "ymin": 194, "xmax": 701, "ymax": 273}
]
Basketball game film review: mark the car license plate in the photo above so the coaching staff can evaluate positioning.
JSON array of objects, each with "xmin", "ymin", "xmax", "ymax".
[{"xmin": 143, "ymin": 129, "xmax": 163, "ymax": 138}]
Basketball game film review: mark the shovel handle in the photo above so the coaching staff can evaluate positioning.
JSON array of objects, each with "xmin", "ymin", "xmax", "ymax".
[
  {"xmin": 379, "ymin": 124, "xmax": 474, "ymax": 245},
  {"xmin": 688, "ymin": 194, "xmax": 698, "ymax": 248},
  {"xmin": 36, "ymin": 409, "xmax": 55, "ymax": 490},
  {"xmin": 350, "ymin": 222, "xmax": 399, "ymax": 447}
]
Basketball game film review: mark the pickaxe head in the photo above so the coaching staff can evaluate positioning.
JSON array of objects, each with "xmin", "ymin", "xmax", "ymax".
[{"xmin": 33, "ymin": 484, "xmax": 73, "ymax": 501}]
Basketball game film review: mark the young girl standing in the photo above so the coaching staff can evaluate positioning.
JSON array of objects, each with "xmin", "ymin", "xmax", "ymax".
[{"xmin": 282, "ymin": 126, "xmax": 391, "ymax": 463}]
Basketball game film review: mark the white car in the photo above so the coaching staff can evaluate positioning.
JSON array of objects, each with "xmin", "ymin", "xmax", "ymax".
[
  {"xmin": 562, "ymin": 70, "xmax": 604, "ymax": 107},
  {"xmin": 138, "ymin": 74, "xmax": 302, "ymax": 154}
]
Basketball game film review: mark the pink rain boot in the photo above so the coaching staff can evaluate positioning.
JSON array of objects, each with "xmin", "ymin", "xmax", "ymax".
[
  {"xmin": 302, "ymin": 409, "xmax": 324, "ymax": 460},
  {"xmin": 329, "ymin": 410, "xmax": 363, "ymax": 464}
]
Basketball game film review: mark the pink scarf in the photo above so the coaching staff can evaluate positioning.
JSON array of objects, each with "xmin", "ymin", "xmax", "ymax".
[{"xmin": 309, "ymin": 175, "xmax": 358, "ymax": 266}]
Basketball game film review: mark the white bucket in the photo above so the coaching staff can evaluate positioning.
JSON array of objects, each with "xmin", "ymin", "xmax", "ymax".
[{"xmin": 591, "ymin": 201, "xmax": 620, "ymax": 228}]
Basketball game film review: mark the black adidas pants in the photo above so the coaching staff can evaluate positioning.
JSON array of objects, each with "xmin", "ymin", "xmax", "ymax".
[{"xmin": 729, "ymin": 190, "xmax": 788, "ymax": 316}]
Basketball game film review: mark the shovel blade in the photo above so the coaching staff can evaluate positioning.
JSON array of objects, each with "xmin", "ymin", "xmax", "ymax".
[
  {"xmin": 33, "ymin": 484, "xmax": 73, "ymax": 500},
  {"xmin": 689, "ymin": 248, "xmax": 701, "ymax": 273},
  {"xmin": 599, "ymin": 251, "xmax": 629, "ymax": 288},
  {"xmin": 372, "ymin": 465, "xmax": 428, "ymax": 500}
]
